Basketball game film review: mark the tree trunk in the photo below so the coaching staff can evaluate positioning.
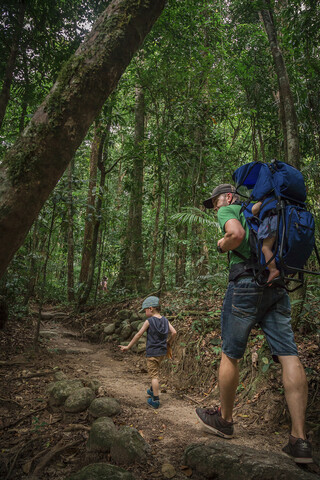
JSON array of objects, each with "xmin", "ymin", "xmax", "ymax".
[
  {"xmin": 259, "ymin": 5, "xmax": 300, "ymax": 168},
  {"xmin": 78, "ymin": 125, "xmax": 108, "ymax": 306},
  {"xmin": 79, "ymin": 122, "xmax": 100, "ymax": 285},
  {"xmin": 0, "ymin": 0, "xmax": 26, "ymax": 129},
  {"xmin": 66, "ymin": 163, "xmax": 75, "ymax": 302},
  {"xmin": 115, "ymin": 84, "xmax": 148, "ymax": 292},
  {"xmin": 0, "ymin": 0, "xmax": 167, "ymax": 280},
  {"xmin": 159, "ymin": 176, "xmax": 169, "ymax": 293},
  {"xmin": 148, "ymin": 180, "xmax": 162, "ymax": 289}
]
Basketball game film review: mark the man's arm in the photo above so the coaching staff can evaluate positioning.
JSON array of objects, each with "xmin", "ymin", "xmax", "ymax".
[
  {"xmin": 118, "ymin": 320, "xmax": 149, "ymax": 351},
  {"xmin": 217, "ymin": 218, "xmax": 245, "ymax": 253}
]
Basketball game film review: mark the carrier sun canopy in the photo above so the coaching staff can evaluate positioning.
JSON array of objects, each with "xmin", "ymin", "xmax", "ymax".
[{"xmin": 232, "ymin": 161, "xmax": 306, "ymax": 204}]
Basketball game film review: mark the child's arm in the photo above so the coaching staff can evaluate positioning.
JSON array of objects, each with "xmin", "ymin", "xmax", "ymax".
[
  {"xmin": 118, "ymin": 320, "xmax": 149, "ymax": 352},
  {"xmin": 251, "ymin": 201, "xmax": 262, "ymax": 216},
  {"xmin": 167, "ymin": 322, "xmax": 177, "ymax": 346}
]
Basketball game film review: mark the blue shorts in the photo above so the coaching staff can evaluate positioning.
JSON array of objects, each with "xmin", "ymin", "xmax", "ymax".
[
  {"xmin": 257, "ymin": 215, "xmax": 277, "ymax": 240},
  {"xmin": 221, "ymin": 277, "xmax": 298, "ymax": 360}
]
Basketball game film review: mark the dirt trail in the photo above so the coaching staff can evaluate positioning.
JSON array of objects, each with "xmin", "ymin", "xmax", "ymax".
[{"xmin": 41, "ymin": 319, "xmax": 290, "ymax": 469}]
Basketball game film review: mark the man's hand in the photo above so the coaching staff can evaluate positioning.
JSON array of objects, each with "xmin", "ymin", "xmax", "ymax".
[
  {"xmin": 118, "ymin": 345, "xmax": 129, "ymax": 352},
  {"xmin": 217, "ymin": 238, "xmax": 225, "ymax": 253}
]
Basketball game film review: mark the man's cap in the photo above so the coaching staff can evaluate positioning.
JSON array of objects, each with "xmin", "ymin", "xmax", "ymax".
[
  {"xmin": 139, "ymin": 296, "xmax": 160, "ymax": 312},
  {"xmin": 203, "ymin": 183, "xmax": 236, "ymax": 209}
]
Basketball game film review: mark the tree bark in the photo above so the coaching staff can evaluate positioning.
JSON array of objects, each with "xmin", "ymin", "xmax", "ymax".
[
  {"xmin": 0, "ymin": 0, "xmax": 167, "ymax": 280},
  {"xmin": 66, "ymin": 163, "xmax": 75, "ymax": 302},
  {"xmin": 79, "ymin": 122, "xmax": 100, "ymax": 285},
  {"xmin": 0, "ymin": 0, "xmax": 26, "ymax": 129},
  {"xmin": 259, "ymin": 5, "xmax": 300, "ymax": 168}
]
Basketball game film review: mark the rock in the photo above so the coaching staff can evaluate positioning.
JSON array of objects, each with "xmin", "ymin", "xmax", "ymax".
[
  {"xmin": 120, "ymin": 323, "xmax": 132, "ymax": 340},
  {"xmin": 88, "ymin": 397, "xmax": 121, "ymax": 418},
  {"xmin": 84, "ymin": 378, "xmax": 101, "ymax": 393},
  {"xmin": 131, "ymin": 320, "xmax": 141, "ymax": 331},
  {"xmin": 64, "ymin": 387, "xmax": 95, "ymax": 413},
  {"xmin": 161, "ymin": 463, "xmax": 176, "ymax": 479},
  {"xmin": 104, "ymin": 323, "xmax": 116, "ymax": 335},
  {"xmin": 54, "ymin": 371, "xmax": 67, "ymax": 381},
  {"xmin": 129, "ymin": 312, "xmax": 140, "ymax": 322},
  {"xmin": 132, "ymin": 340, "xmax": 146, "ymax": 354},
  {"xmin": 86, "ymin": 417, "xmax": 117, "ymax": 452},
  {"xmin": 183, "ymin": 441, "xmax": 318, "ymax": 480},
  {"xmin": 110, "ymin": 426, "xmax": 150, "ymax": 465},
  {"xmin": 65, "ymin": 462, "xmax": 135, "ymax": 480},
  {"xmin": 117, "ymin": 309, "xmax": 132, "ymax": 320},
  {"xmin": 137, "ymin": 321, "xmax": 145, "ymax": 331},
  {"xmin": 48, "ymin": 380, "xmax": 84, "ymax": 406}
]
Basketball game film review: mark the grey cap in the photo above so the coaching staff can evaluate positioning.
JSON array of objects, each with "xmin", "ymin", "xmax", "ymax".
[
  {"xmin": 203, "ymin": 183, "xmax": 236, "ymax": 209},
  {"xmin": 139, "ymin": 296, "xmax": 160, "ymax": 312}
]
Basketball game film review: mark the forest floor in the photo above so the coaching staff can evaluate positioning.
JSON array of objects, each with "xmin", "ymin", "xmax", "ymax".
[{"xmin": 0, "ymin": 300, "xmax": 319, "ymax": 479}]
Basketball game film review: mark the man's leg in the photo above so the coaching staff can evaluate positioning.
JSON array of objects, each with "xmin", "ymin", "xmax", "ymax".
[
  {"xmin": 278, "ymin": 355, "xmax": 308, "ymax": 439},
  {"xmin": 219, "ymin": 352, "xmax": 239, "ymax": 422}
]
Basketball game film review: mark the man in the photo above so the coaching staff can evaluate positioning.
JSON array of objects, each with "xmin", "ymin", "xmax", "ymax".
[{"xmin": 195, "ymin": 183, "xmax": 313, "ymax": 464}]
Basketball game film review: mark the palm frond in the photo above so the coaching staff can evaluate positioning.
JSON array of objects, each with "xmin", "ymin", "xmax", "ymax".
[{"xmin": 171, "ymin": 207, "xmax": 219, "ymax": 229}]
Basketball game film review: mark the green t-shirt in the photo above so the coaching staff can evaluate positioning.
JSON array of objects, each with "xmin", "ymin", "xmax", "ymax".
[{"xmin": 217, "ymin": 204, "xmax": 251, "ymax": 267}]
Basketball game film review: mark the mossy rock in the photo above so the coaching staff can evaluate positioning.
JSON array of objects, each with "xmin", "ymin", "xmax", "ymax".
[
  {"xmin": 65, "ymin": 462, "xmax": 135, "ymax": 480},
  {"xmin": 129, "ymin": 312, "xmax": 140, "ymax": 322},
  {"xmin": 110, "ymin": 426, "xmax": 150, "ymax": 465},
  {"xmin": 83, "ymin": 378, "xmax": 101, "ymax": 394},
  {"xmin": 131, "ymin": 320, "xmax": 141, "ymax": 331},
  {"xmin": 120, "ymin": 323, "xmax": 132, "ymax": 340},
  {"xmin": 88, "ymin": 397, "xmax": 121, "ymax": 418},
  {"xmin": 64, "ymin": 387, "xmax": 95, "ymax": 413},
  {"xmin": 104, "ymin": 323, "xmax": 116, "ymax": 335},
  {"xmin": 117, "ymin": 309, "xmax": 132, "ymax": 320},
  {"xmin": 48, "ymin": 379, "xmax": 84, "ymax": 406},
  {"xmin": 86, "ymin": 417, "xmax": 117, "ymax": 452}
]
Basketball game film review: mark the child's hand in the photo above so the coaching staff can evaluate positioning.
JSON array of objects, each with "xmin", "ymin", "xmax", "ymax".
[{"xmin": 118, "ymin": 345, "xmax": 129, "ymax": 352}]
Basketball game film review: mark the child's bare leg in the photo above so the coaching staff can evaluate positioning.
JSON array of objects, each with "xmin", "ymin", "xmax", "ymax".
[
  {"xmin": 262, "ymin": 236, "xmax": 280, "ymax": 283},
  {"xmin": 151, "ymin": 378, "xmax": 160, "ymax": 397}
]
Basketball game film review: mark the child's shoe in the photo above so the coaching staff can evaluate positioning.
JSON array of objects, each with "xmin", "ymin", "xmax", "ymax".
[
  {"xmin": 147, "ymin": 387, "xmax": 154, "ymax": 399},
  {"xmin": 147, "ymin": 397, "xmax": 160, "ymax": 409}
]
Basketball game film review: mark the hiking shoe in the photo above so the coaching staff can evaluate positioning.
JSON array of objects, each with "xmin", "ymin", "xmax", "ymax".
[
  {"xmin": 282, "ymin": 437, "xmax": 313, "ymax": 464},
  {"xmin": 195, "ymin": 406, "xmax": 234, "ymax": 439},
  {"xmin": 147, "ymin": 387, "xmax": 154, "ymax": 399},
  {"xmin": 147, "ymin": 397, "xmax": 160, "ymax": 409}
]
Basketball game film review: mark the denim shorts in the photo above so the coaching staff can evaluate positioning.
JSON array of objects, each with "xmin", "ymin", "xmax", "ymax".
[
  {"xmin": 221, "ymin": 277, "xmax": 298, "ymax": 360},
  {"xmin": 257, "ymin": 215, "xmax": 277, "ymax": 240}
]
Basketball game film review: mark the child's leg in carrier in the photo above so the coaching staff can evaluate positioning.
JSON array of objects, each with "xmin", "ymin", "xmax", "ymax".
[{"xmin": 262, "ymin": 236, "xmax": 280, "ymax": 283}]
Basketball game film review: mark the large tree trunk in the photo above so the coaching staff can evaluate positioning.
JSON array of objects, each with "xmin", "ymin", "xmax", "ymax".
[
  {"xmin": 0, "ymin": 0, "xmax": 167, "ymax": 280},
  {"xmin": 0, "ymin": 0, "xmax": 26, "ymax": 129},
  {"xmin": 259, "ymin": 5, "xmax": 300, "ymax": 168}
]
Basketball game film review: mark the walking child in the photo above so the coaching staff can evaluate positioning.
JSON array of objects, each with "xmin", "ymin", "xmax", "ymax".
[
  {"xmin": 251, "ymin": 200, "xmax": 280, "ymax": 284},
  {"xmin": 118, "ymin": 296, "xmax": 176, "ymax": 409}
]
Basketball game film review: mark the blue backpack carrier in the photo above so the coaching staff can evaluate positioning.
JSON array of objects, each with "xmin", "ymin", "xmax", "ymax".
[{"xmin": 232, "ymin": 160, "xmax": 320, "ymax": 290}]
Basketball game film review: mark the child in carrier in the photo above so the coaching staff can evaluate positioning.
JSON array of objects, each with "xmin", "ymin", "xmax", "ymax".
[{"xmin": 251, "ymin": 200, "xmax": 280, "ymax": 284}]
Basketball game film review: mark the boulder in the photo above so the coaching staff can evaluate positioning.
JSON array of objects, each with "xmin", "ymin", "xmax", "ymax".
[
  {"xmin": 110, "ymin": 426, "xmax": 150, "ymax": 465},
  {"xmin": 120, "ymin": 323, "xmax": 132, "ymax": 340},
  {"xmin": 117, "ymin": 309, "xmax": 132, "ymax": 320},
  {"xmin": 183, "ymin": 441, "xmax": 318, "ymax": 480},
  {"xmin": 129, "ymin": 312, "xmax": 140, "ymax": 322},
  {"xmin": 131, "ymin": 320, "xmax": 141, "ymax": 331},
  {"xmin": 48, "ymin": 380, "xmax": 84, "ymax": 406},
  {"xmin": 83, "ymin": 378, "xmax": 101, "ymax": 393},
  {"xmin": 65, "ymin": 462, "xmax": 135, "ymax": 480},
  {"xmin": 86, "ymin": 417, "xmax": 117, "ymax": 452},
  {"xmin": 104, "ymin": 323, "xmax": 116, "ymax": 335},
  {"xmin": 64, "ymin": 387, "xmax": 95, "ymax": 413},
  {"xmin": 88, "ymin": 397, "xmax": 121, "ymax": 418}
]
